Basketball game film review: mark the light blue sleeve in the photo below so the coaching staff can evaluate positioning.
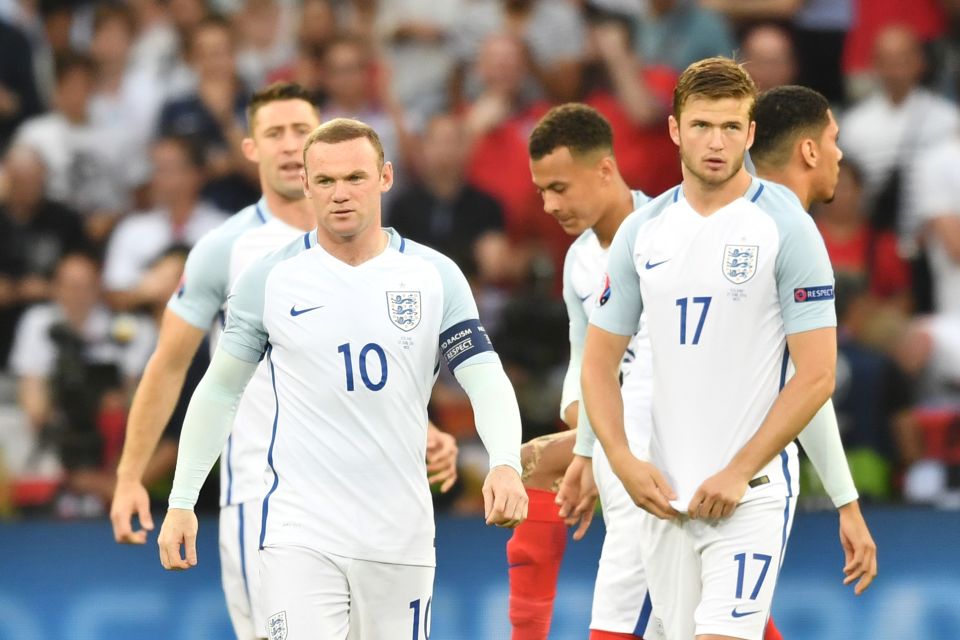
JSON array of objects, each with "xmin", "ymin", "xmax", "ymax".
[
  {"xmin": 218, "ymin": 233, "xmax": 311, "ymax": 362},
  {"xmin": 773, "ymin": 204, "xmax": 837, "ymax": 334},
  {"xmin": 166, "ymin": 229, "xmax": 232, "ymax": 329},
  {"xmin": 407, "ymin": 241, "xmax": 500, "ymax": 371},
  {"xmin": 588, "ymin": 213, "xmax": 644, "ymax": 337}
]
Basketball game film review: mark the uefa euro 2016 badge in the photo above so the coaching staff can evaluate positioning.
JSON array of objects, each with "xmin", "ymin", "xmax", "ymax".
[
  {"xmin": 267, "ymin": 611, "xmax": 287, "ymax": 640},
  {"xmin": 722, "ymin": 245, "xmax": 759, "ymax": 284},
  {"xmin": 387, "ymin": 291, "xmax": 422, "ymax": 331}
]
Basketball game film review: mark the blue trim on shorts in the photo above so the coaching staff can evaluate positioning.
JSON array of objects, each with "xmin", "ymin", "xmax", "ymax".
[
  {"xmin": 225, "ymin": 434, "xmax": 234, "ymax": 504},
  {"xmin": 238, "ymin": 502, "xmax": 250, "ymax": 601},
  {"xmin": 260, "ymin": 345, "xmax": 281, "ymax": 549},
  {"xmin": 633, "ymin": 592, "xmax": 653, "ymax": 636}
]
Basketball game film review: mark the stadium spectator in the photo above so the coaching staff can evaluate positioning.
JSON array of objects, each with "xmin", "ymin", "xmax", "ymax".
[
  {"xmin": 89, "ymin": 3, "xmax": 165, "ymax": 201},
  {"xmin": 630, "ymin": 0, "xmax": 736, "ymax": 73},
  {"xmin": 0, "ymin": 19, "xmax": 43, "ymax": 152},
  {"xmin": 453, "ymin": 0, "xmax": 586, "ymax": 104},
  {"xmin": 831, "ymin": 277, "xmax": 919, "ymax": 502},
  {"xmin": 388, "ymin": 114, "xmax": 507, "ymax": 282},
  {"xmin": 12, "ymin": 51, "xmax": 131, "ymax": 241},
  {"xmin": 295, "ymin": 0, "xmax": 337, "ymax": 50},
  {"xmin": 374, "ymin": 0, "xmax": 464, "ymax": 124},
  {"xmin": 8, "ymin": 253, "xmax": 155, "ymax": 515},
  {"xmin": 157, "ymin": 14, "xmax": 258, "ymax": 213},
  {"xmin": 841, "ymin": 25, "xmax": 960, "ymax": 240},
  {"xmin": 102, "ymin": 136, "xmax": 227, "ymax": 311},
  {"xmin": 319, "ymin": 35, "xmax": 416, "ymax": 207},
  {"xmin": 266, "ymin": 40, "xmax": 327, "ymax": 105},
  {"xmin": 234, "ymin": 0, "xmax": 296, "ymax": 91},
  {"xmin": 792, "ymin": 0, "xmax": 852, "ymax": 103},
  {"xmin": 740, "ymin": 23, "xmax": 799, "ymax": 91},
  {"xmin": 813, "ymin": 161, "xmax": 912, "ymax": 307},
  {"xmin": 462, "ymin": 33, "xmax": 563, "ymax": 284},
  {"xmin": 582, "ymin": 14, "xmax": 682, "ymax": 195},
  {"xmin": 0, "ymin": 146, "xmax": 89, "ymax": 367}
]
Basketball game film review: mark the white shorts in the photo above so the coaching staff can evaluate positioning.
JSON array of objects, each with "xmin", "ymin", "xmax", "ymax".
[
  {"xmin": 220, "ymin": 500, "xmax": 267, "ymax": 639},
  {"xmin": 260, "ymin": 545, "xmax": 435, "ymax": 640},
  {"xmin": 638, "ymin": 495, "xmax": 796, "ymax": 640},
  {"xmin": 591, "ymin": 444, "xmax": 656, "ymax": 637}
]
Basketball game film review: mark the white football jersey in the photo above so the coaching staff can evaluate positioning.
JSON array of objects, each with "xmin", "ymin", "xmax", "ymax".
[
  {"xmin": 562, "ymin": 190, "xmax": 653, "ymax": 449},
  {"xmin": 590, "ymin": 178, "xmax": 836, "ymax": 510},
  {"xmin": 219, "ymin": 228, "xmax": 499, "ymax": 567},
  {"xmin": 167, "ymin": 198, "xmax": 306, "ymax": 507}
]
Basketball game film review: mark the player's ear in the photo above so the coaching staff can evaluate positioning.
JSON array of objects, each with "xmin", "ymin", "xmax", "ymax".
[
  {"xmin": 380, "ymin": 160, "xmax": 394, "ymax": 193},
  {"xmin": 241, "ymin": 137, "xmax": 258, "ymax": 163},
  {"xmin": 800, "ymin": 138, "xmax": 817, "ymax": 169},
  {"xmin": 598, "ymin": 155, "xmax": 616, "ymax": 182},
  {"xmin": 300, "ymin": 168, "xmax": 311, "ymax": 199},
  {"xmin": 745, "ymin": 120, "xmax": 756, "ymax": 150},
  {"xmin": 668, "ymin": 115, "xmax": 680, "ymax": 147}
]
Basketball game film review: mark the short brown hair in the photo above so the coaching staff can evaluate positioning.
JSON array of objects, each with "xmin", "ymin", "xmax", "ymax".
[
  {"xmin": 672, "ymin": 57, "xmax": 757, "ymax": 119},
  {"xmin": 302, "ymin": 118, "xmax": 385, "ymax": 170},
  {"xmin": 528, "ymin": 103, "xmax": 613, "ymax": 161},
  {"xmin": 246, "ymin": 81, "xmax": 319, "ymax": 133}
]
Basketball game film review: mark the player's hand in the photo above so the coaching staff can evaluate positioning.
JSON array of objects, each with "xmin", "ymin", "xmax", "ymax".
[
  {"xmin": 157, "ymin": 508, "xmax": 199, "ymax": 571},
  {"xmin": 688, "ymin": 466, "xmax": 748, "ymax": 520},
  {"xmin": 482, "ymin": 465, "xmax": 528, "ymax": 528},
  {"xmin": 426, "ymin": 426, "xmax": 458, "ymax": 493},
  {"xmin": 556, "ymin": 455, "xmax": 598, "ymax": 541},
  {"xmin": 610, "ymin": 452, "xmax": 679, "ymax": 520},
  {"xmin": 838, "ymin": 500, "xmax": 877, "ymax": 595},
  {"xmin": 110, "ymin": 478, "xmax": 155, "ymax": 544}
]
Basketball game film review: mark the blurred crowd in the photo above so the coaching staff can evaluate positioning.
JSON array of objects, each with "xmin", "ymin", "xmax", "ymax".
[{"xmin": 1, "ymin": 0, "xmax": 959, "ymax": 520}]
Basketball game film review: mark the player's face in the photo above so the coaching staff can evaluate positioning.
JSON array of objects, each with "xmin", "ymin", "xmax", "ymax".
[
  {"xmin": 813, "ymin": 110, "xmax": 843, "ymax": 203},
  {"xmin": 245, "ymin": 99, "xmax": 320, "ymax": 201},
  {"xmin": 302, "ymin": 137, "xmax": 393, "ymax": 239},
  {"xmin": 530, "ymin": 146, "xmax": 607, "ymax": 236},
  {"xmin": 669, "ymin": 96, "xmax": 755, "ymax": 188}
]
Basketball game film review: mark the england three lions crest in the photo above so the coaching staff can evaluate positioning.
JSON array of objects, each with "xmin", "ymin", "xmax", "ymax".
[
  {"xmin": 723, "ymin": 245, "xmax": 758, "ymax": 284},
  {"xmin": 387, "ymin": 291, "xmax": 421, "ymax": 331}
]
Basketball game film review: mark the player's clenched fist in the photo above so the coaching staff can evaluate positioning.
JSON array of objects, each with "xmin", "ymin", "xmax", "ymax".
[
  {"xmin": 688, "ymin": 466, "xmax": 749, "ymax": 520},
  {"xmin": 157, "ymin": 508, "xmax": 199, "ymax": 570},
  {"xmin": 482, "ymin": 465, "xmax": 528, "ymax": 528},
  {"xmin": 610, "ymin": 453, "xmax": 679, "ymax": 520}
]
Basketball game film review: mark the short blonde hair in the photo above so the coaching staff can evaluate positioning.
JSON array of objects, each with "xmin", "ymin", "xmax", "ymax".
[
  {"xmin": 672, "ymin": 57, "xmax": 757, "ymax": 120},
  {"xmin": 302, "ymin": 118, "xmax": 385, "ymax": 171}
]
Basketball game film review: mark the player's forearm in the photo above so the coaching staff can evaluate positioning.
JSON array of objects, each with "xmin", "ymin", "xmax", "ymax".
[
  {"xmin": 116, "ymin": 352, "xmax": 194, "ymax": 482},
  {"xmin": 581, "ymin": 360, "xmax": 628, "ymax": 468},
  {"xmin": 728, "ymin": 366, "xmax": 835, "ymax": 481},
  {"xmin": 168, "ymin": 349, "xmax": 257, "ymax": 510},
  {"xmin": 454, "ymin": 360, "xmax": 522, "ymax": 474},
  {"xmin": 797, "ymin": 398, "xmax": 859, "ymax": 508}
]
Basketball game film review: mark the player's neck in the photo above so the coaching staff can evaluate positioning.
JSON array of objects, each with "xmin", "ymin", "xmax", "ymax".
[
  {"xmin": 593, "ymin": 180, "xmax": 634, "ymax": 247},
  {"xmin": 263, "ymin": 189, "xmax": 315, "ymax": 231},
  {"xmin": 756, "ymin": 166, "xmax": 812, "ymax": 210},
  {"xmin": 682, "ymin": 168, "xmax": 753, "ymax": 216},
  {"xmin": 317, "ymin": 225, "xmax": 389, "ymax": 266}
]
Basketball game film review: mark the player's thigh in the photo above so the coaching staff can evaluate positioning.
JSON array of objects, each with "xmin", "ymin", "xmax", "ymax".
[
  {"xmin": 346, "ymin": 559, "xmax": 435, "ymax": 640},
  {"xmin": 260, "ymin": 545, "xmax": 351, "ymax": 640},
  {"xmin": 521, "ymin": 430, "xmax": 576, "ymax": 490},
  {"xmin": 637, "ymin": 512, "xmax": 700, "ymax": 640},
  {"xmin": 591, "ymin": 447, "xmax": 655, "ymax": 637},
  {"xmin": 220, "ymin": 504, "xmax": 257, "ymax": 640},
  {"xmin": 694, "ymin": 496, "xmax": 797, "ymax": 640}
]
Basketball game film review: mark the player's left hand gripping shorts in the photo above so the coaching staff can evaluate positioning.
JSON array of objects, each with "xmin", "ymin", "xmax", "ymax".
[{"xmin": 638, "ymin": 495, "xmax": 797, "ymax": 640}]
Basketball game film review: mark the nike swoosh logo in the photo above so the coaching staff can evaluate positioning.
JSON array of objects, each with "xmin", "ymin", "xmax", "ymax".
[
  {"xmin": 731, "ymin": 608, "xmax": 760, "ymax": 618},
  {"xmin": 645, "ymin": 258, "xmax": 670, "ymax": 270},
  {"xmin": 290, "ymin": 304, "xmax": 324, "ymax": 317}
]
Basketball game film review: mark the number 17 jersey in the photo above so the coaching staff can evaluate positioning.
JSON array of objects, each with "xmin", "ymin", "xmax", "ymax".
[{"xmin": 590, "ymin": 178, "xmax": 836, "ymax": 510}]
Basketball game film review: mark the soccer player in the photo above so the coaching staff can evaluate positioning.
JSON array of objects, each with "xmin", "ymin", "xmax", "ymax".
[
  {"xmin": 157, "ymin": 118, "xmax": 528, "ymax": 639},
  {"xmin": 582, "ymin": 57, "xmax": 837, "ymax": 639},
  {"xmin": 110, "ymin": 83, "xmax": 458, "ymax": 639}
]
